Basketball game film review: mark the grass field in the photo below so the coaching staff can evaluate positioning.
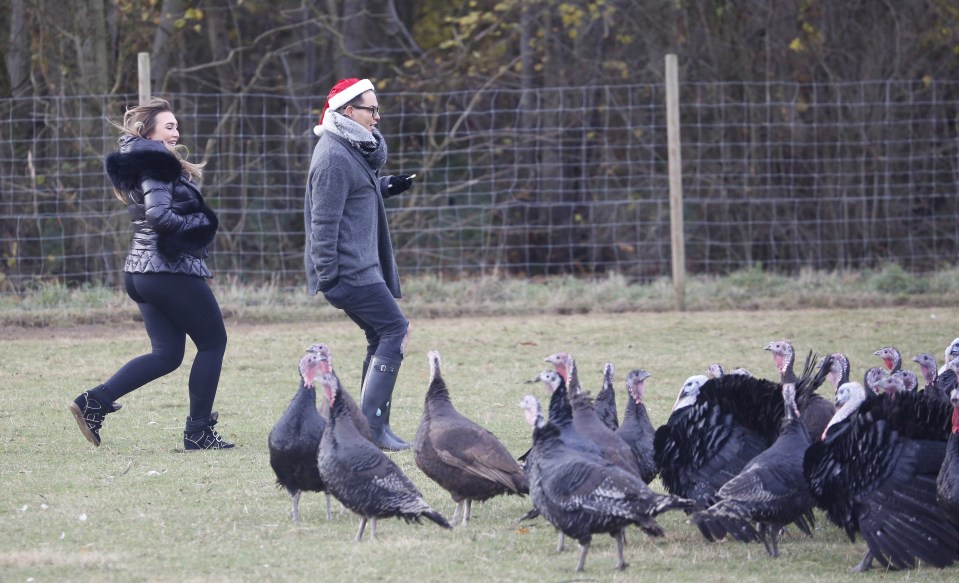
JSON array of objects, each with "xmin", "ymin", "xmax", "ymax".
[{"xmin": 3, "ymin": 305, "xmax": 959, "ymax": 582}]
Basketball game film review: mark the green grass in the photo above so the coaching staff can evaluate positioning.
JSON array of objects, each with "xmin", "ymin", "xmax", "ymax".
[
  {"xmin": 3, "ymin": 304, "xmax": 959, "ymax": 581},
  {"xmin": 6, "ymin": 264, "xmax": 959, "ymax": 328}
]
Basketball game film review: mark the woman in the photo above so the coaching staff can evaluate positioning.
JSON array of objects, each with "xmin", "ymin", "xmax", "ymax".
[{"xmin": 68, "ymin": 98, "xmax": 233, "ymax": 451}]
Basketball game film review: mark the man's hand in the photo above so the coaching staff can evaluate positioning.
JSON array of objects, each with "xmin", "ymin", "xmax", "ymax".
[{"xmin": 388, "ymin": 174, "xmax": 416, "ymax": 194}]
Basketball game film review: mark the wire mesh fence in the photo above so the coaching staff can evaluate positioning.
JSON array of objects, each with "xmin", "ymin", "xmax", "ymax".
[{"xmin": 1, "ymin": 79, "xmax": 957, "ymax": 294}]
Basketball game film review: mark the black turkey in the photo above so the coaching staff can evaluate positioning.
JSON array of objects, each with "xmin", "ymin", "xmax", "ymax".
[
  {"xmin": 546, "ymin": 354, "xmax": 641, "ymax": 478},
  {"xmin": 869, "ymin": 374, "xmax": 953, "ymax": 441},
  {"xmin": 706, "ymin": 363, "xmax": 753, "ymax": 379},
  {"xmin": 937, "ymin": 339, "xmax": 959, "ymax": 394},
  {"xmin": 764, "ymin": 340, "xmax": 834, "ymax": 439},
  {"xmin": 823, "ymin": 352, "xmax": 850, "ymax": 394},
  {"xmin": 654, "ymin": 373, "xmax": 784, "ymax": 509},
  {"xmin": 938, "ymin": 387, "xmax": 959, "ymax": 524},
  {"xmin": 916, "ymin": 352, "xmax": 957, "ymax": 403},
  {"xmin": 316, "ymin": 371, "xmax": 452, "ymax": 541},
  {"xmin": 939, "ymin": 338, "xmax": 959, "ymax": 373},
  {"xmin": 862, "ymin": 366, "xmax": 886, "ymax": 394},
  {"xmin": 530, "ymin": 368, "xmax": 604, "ymax": 459},
  {"xmin": 515, "ymin": 367, "xmax": 600, "ymax": 466},
  {"xmin": 914, "ymin": 352, "xmax": 940, "ymax": 391},
  {"xmin": 691, "ymin": 382, "xmax": 816, "ymax": 557},
  {"xmin": 523, "ymin": 367, "xmax": 606, "ymax": 550},
  {"xmin": 705, "ymin": 363, "xmax": 725, "ymax": 379},
  {"xmin": 519, "ymin": 394, "xmax": 693, "ymax": 572},
  {"xmin": 804, "ymin": 381, "xmax": 959, "ymax": 572},
  {"xmin": 592, "ymin": 362, "xmax": 619, "ymax": 431},
  {"xmin": 874, "ymin": 345, "xmax": 903, "ymax": 373},
  {"xmin": 268, "ymin": 349, "xmax": 330, "ymax": 522},
  {"xmin": 413, "ymin": 350, "xmax": 528, "ymax": 526},
  {"xmin": 894, "ymin": 369, "xmax": 919, "ymax": 392},
  {"xmin": 616, "ymin": 368, "xmax": 657, "ymax": 484},
  {"xmin": 307, "ymin": 342, "xmax": 372, "ymax": 442}
]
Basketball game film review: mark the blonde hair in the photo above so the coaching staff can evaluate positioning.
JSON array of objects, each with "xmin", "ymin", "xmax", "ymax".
[{"xmin": 108, "ymin": 98, "xmax": 206, "ymax": 202}]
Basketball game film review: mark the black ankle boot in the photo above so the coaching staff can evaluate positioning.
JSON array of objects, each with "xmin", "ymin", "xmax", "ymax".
[
  {"xmin": 68, "ymin": 387, "xmax": 120, "ymax": 447},
  {"xmin": 361, "ymin": 356, "xmax": 410, "ymax": 451},
  {"xmin": 184, "ymin": 411, "xmax": 235, "ymax": 451}
]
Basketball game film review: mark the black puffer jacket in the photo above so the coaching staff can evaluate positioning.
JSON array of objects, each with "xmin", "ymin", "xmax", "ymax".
[{"xmin": 105, "ymin": 136, "xmax": 218, "ymax": 278}]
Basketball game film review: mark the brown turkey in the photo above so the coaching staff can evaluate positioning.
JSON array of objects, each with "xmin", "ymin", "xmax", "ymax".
[
  {"xmin": 268, "ymin": 349, "xmax": 330, "ymax": 522},
  {"xmin": 316, "ymin": 371, "xmax": 451, "ymax": 541},
  {"xmin": 413, "ymin": 350, "xmax": 528, "ymax": 526}
]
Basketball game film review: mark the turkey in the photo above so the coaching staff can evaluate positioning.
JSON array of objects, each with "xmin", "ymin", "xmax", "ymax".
[
  {"xmin": 519, "ymin": 394, "xmax": 694, "ymax": 572},
  {"xmin": 874, "ymin": 345, "xmax": 903, "ymax": 373},
  {"xmin": 316, "ymin": 371, "xmax": 452, "ymax": 541},
  {"xmin": 523, "ymin": 369, "xmax": 604, "ymax": 462},
  {"xmin": 764, "ymin": 340, "xmax": 834, "ymax": 438},
  {"xmin": 939, "ymin": 338, "xmax": 959, "ymax": 376},
  {"xmin": 616, "ymin": 369, "xmax": 657, "ymax": 484},
  {"xmin": 268, "ymin": 350, "xmax": 330, "ymax": 522},
  {"xmin": 413, "ymin": 350, "xmax": 528, "ymax": 526},
  {"xmin": 690, "ymin": 382, "xmax": 816, "ymax": 557},
  {"xmin": 823, "ymin": 352, "xmax": 850, "ymax": 394},
  {"xmin": 654, "ymin": 372, "xmax": 787, "ymax": 509},
  {"xmin": 939, "ymin": 387, "xmax": 959, "ymax": 524},
  {"xmin": 894, "ymin": 369, "xmax": 919, "ymax": 392},
  {"xmin": 592, "ymin": 362, "xmax": 619, "ymax": 431},
  {"xmin": 869, "ymin": 374, "xmax": 952, "ymax": 441},
  {"xmin": 307, "ymin": 343, "xmax": 372, "ymax": 442},
  {"xmin": 523, "ymin": 367, "xmax": 606, "ymax": 550},
  {"xmin": 915, "ymin": 352, "xmax": 956, "ymax": 403},
  {"xmin": 862, "ymin": 366, "xmax": 886, "ymax": 394},
  {"xmin": 706, "ymin": 363, "xmax": 753, "ymax": 379},
  {"xmin": 546, "ymin": 354, "xmax": 642, "ymax": 478},
  {"xmin": 914, "ymin": 352, "xmax": 940, "ymax": 391},
  {"xmin": 705, "ymin": 363, "xmax": 725, "ymax": 379},
  {"xmin": 936, "ymin": 339, "xmax": 959, "ymax": 395},
  {"xmin": 804, "ymin": 381, "xmax": 959, "ymax": 572}
]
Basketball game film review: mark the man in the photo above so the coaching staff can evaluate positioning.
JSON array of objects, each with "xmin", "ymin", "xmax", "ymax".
[{"xmin": 304, "ymin": 78, "xmax": 415, "ymax": 451}]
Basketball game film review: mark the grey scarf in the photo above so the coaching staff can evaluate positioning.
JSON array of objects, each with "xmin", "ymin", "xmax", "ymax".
[{"xmin": 323, "ymin": 111, "xmax": 387, "ymax": 172}]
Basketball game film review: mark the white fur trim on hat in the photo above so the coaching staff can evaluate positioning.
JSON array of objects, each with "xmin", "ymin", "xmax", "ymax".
[{"xmin": 328, "ymin": 78, "xmax": 374, "ymax": 110}]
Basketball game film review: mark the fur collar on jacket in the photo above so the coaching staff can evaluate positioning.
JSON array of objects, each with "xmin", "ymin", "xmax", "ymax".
[
  {"xmin": 105, "ymin": 136, "xmax": 183, "ymax": 191},
  {"xmin": 105, "ymin": 136, "xmax": 218, "ymax": 263}
]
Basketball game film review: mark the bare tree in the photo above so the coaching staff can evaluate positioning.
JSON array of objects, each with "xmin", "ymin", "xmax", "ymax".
[
  {"xmin": 5, "ymin": 0, "xmax": 31, "ymax": 96},
  {"xmin": 151, "ymin": 0, "xmax": 184, "ymax": 93}
]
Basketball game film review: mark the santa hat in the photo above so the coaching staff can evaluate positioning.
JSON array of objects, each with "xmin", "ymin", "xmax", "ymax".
[{"xmin": 313, "ymin": 78, "xmax": 375, "ymax": 136}]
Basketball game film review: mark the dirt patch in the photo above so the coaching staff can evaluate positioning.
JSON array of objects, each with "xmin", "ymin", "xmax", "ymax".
[
  {"xmin": 1, "ymin": 322, "xmax": 142, "ymax": 341},
  {"xmin": 0, "ymin": 549, "xmax": 126, "ymax": 567}
]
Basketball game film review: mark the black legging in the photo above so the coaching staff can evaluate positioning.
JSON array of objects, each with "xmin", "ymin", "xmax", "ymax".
[{"xmin": 97, "ymin": 272, "xmax": 227, "ymax": 421}]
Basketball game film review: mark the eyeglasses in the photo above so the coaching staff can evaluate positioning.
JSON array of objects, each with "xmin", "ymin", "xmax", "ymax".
[{"xmin": 351, "ymin": 104, "xmax": 381, "ymax": 115}]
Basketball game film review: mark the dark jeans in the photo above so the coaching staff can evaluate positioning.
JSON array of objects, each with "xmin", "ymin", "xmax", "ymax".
[
  {"xmin": 323, "ymin": 280, "xmax": 409, "ymax": 363},
  {"xmin": 96, "ymin": 272, "xmax": 228, "ymax": 421}
]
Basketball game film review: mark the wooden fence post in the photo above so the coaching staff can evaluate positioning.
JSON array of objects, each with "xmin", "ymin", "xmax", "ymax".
[
  {"xmin": 665, "ymin": 53, "xmax": 686, "ymax": 311},
  {"xmin": 138, "ymin": 52, "xmax": 151, "ymax": 105}
]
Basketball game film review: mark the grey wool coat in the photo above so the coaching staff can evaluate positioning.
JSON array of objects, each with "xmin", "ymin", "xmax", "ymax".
[{"xmin": 304, "ymin": 132, "xmax": 402, "ymax": 298}]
